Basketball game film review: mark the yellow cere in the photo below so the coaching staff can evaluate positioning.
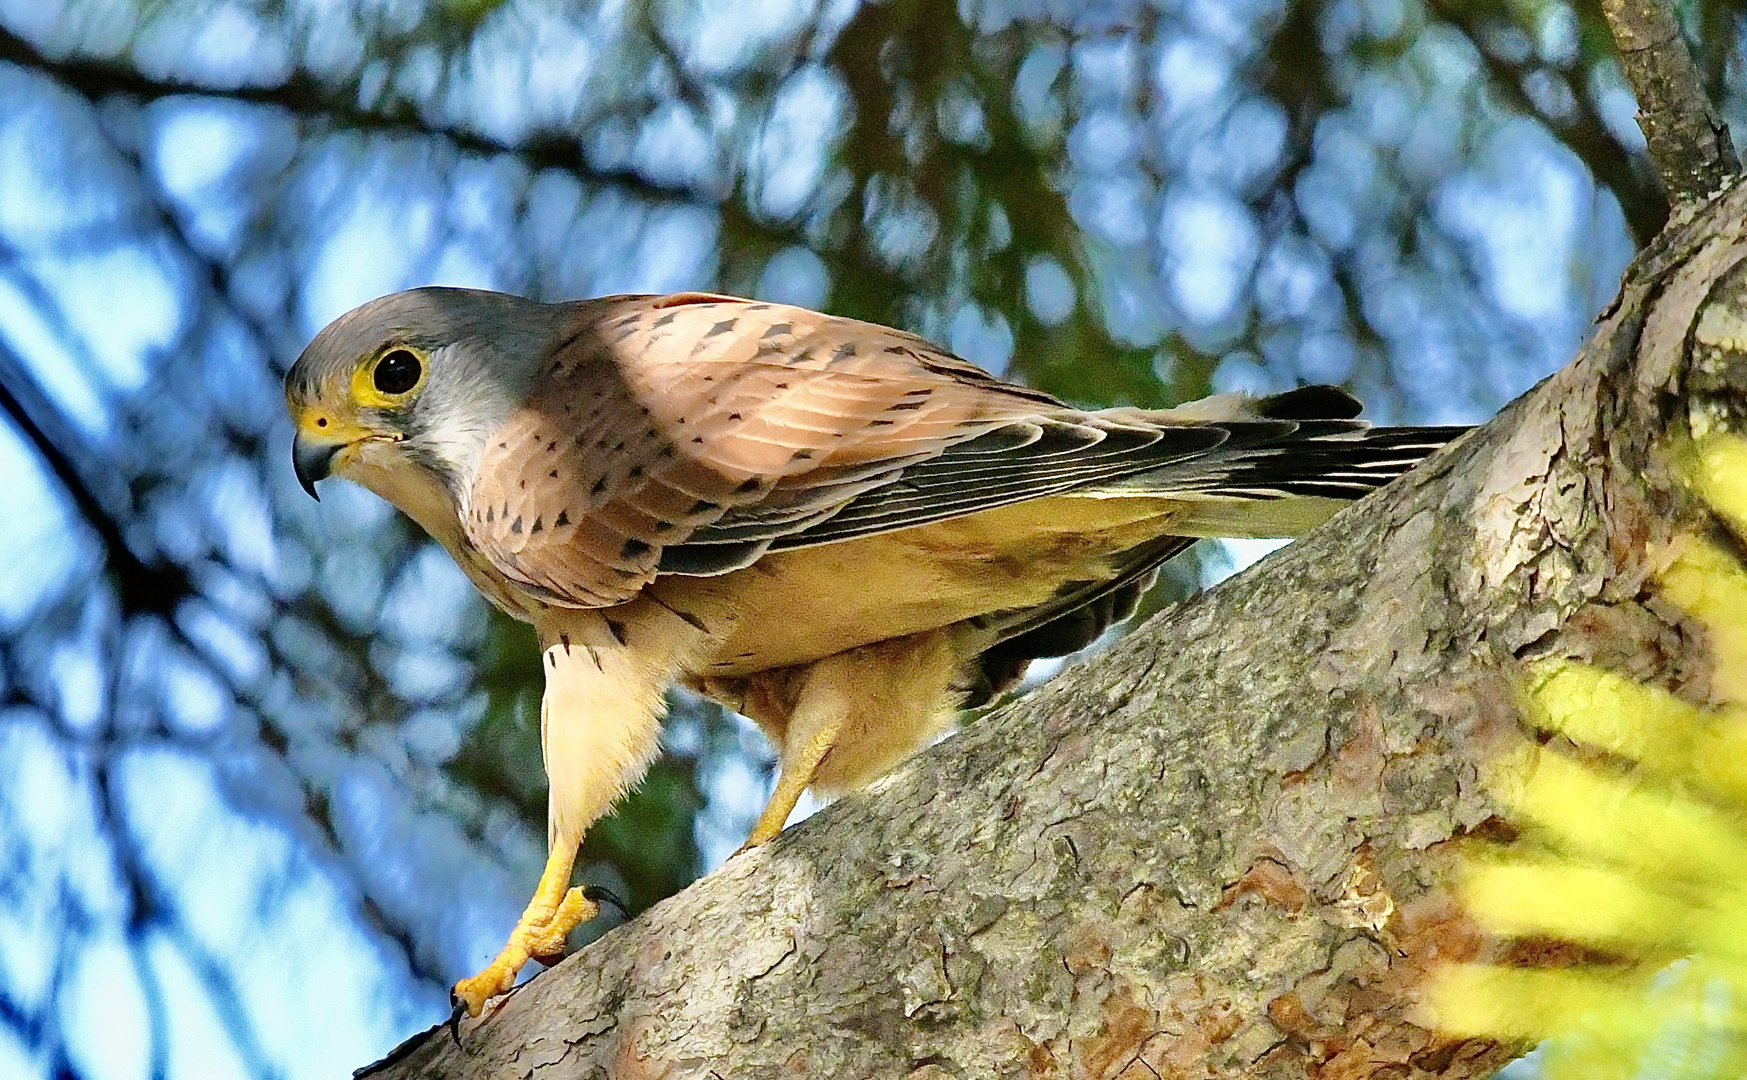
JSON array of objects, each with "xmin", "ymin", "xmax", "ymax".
[
  {"xmin": 1429, "ymin": 435, "xmax": 1747, "ymax": 1080},
  {"xmin": 293, "ymin": 408, "xmax": 380, "ymax": 444}
]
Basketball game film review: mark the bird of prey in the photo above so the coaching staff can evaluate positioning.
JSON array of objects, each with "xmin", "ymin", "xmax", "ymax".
[{"xmin": 284, "ymin": 287, "xmax": 1461, "ymax": 1017}]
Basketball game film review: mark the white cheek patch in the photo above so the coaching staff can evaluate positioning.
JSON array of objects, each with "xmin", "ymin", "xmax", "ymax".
[
  {"xmin": 414, "ymin": 398, "xmax": 492, "ymax": 483},
  {"xmin": 408, "ymin": 342, "xmax": 545, "ymax": 486}
]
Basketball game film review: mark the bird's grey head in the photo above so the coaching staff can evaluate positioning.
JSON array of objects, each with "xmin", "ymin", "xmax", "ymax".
[{"xmin": 284, "ymin": 287, "xmax": 568, "ymax": 505}]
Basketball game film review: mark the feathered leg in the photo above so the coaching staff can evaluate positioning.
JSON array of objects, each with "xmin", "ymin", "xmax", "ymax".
[
  {"xmin": 737, "ymin": 628, "xmax": 964, "ymax": 851},
  {"xmin": 452, "ymin": 605, "xmax": 704, "ymax": 1017}
]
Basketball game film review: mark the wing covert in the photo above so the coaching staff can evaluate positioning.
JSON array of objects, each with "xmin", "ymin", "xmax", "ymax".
[{"xmin": 461, "ymin": 294, "xmax": 1067, "ymax": 606}]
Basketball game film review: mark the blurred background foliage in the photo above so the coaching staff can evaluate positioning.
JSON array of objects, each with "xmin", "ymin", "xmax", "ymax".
[{"xmin": 0, "ymin": 0, "xmax": 1727, "ymax": 1075}]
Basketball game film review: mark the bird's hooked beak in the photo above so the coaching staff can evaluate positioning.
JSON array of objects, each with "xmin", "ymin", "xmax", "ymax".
[
  {"xmin": 290, "ymin": 410, "xmax": 406, "ymax": 500},
  {"xmin": 292, "ymin": 431, "xmax": 342, "ymax": 500}
]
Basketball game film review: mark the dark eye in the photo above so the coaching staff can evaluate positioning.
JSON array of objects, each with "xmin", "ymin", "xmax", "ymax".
[{"xmin": 373, "ymin": 349, "xmax": 422, "ymax": 395}]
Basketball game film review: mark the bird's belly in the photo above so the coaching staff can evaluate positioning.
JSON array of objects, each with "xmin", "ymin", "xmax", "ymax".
[{"xmin": 670, "ymin": 495, "xmax": 1185, "ymax": 676}]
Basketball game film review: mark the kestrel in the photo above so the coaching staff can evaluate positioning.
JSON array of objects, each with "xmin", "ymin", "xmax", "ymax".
[{"xmin": 284, "ymin": 287, "xmax": 1461, "ymax": 1018}]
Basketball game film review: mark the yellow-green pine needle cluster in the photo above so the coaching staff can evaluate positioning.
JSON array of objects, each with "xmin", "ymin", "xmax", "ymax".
[{"xmin": 1430, "ymin": 437, "xmax": 1747, "ymax": 1080}]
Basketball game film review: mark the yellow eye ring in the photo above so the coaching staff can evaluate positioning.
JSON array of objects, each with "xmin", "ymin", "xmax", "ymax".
[{"xmin": 353, "ymin": 346, "xmax": 428, "ymax": 408}]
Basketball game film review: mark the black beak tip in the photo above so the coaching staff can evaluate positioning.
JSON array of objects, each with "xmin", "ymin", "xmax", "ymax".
[{"xmin": 292, "ymin": 436, "xmax": 338, "ymax": 501}]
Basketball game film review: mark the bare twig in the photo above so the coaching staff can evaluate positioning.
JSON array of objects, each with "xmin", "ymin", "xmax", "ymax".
[{"xmin": 1600, "ymin": 0, "xmax": 1740, "ymax": 201}]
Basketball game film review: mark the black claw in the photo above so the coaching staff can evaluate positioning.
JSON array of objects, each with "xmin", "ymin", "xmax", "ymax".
[
  {"xmin": 447, "ymin": 994, "xmax": 468, "ymax": 1047},
  {"xmin": 582, "ymin": 884, "xmax": 629, "ymax": 916}
]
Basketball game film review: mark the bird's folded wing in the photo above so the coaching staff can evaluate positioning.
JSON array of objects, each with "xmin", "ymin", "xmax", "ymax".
[
  {"xmin": 675, "ymin": 407, "xmax": 1458, "ymax": 556},
  {"xmin": 462, "ymin": 293, "xmax": 1083, "ymax": 606},
  {"xmin": 460, "ymin": 292, "xmax": 1460, "ymax": 609}
]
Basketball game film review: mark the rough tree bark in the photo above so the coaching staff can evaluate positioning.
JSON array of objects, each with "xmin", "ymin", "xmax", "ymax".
[
  {"xmin": 361, "ymin": 11, "xmax": 1747, "ymax": 1080},
  {"xmin": 1601, "ymin": 0, "xmax": 1740, "ymax": 196}
]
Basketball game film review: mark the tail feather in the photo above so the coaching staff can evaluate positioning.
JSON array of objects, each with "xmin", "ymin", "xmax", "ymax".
[{"xmin": 1101, "ymin": 425, "xmax": 1466, "ymax": 504}]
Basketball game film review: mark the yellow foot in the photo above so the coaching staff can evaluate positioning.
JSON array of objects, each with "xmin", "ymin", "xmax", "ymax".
[{"xmin": 452, "ymin": 886, "xmax": 598, "ymax": 1018}]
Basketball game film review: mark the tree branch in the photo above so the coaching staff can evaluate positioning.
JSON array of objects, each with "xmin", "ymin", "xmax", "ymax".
[
  {"xmin": 0, "ymin": 24, "xmax": 689, "ymax": 210},
  {"xmin": 1600, "ymin": 0, "xmax": 1741, "ymax": 200},
  {"xmin": 0, "ymin": 339, "xmax": 191, "ymax": 617},
  {"xmin": 1422, "ymin": 0, "xmax": 1667, "ymax": 244},
  {"xmin": 0, "ymin": 22, "xmax": 917, "ymax": 321},
  {"xmin": 355, "ymin": 150, "xmax": 1747, "ymax": 1080}
]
